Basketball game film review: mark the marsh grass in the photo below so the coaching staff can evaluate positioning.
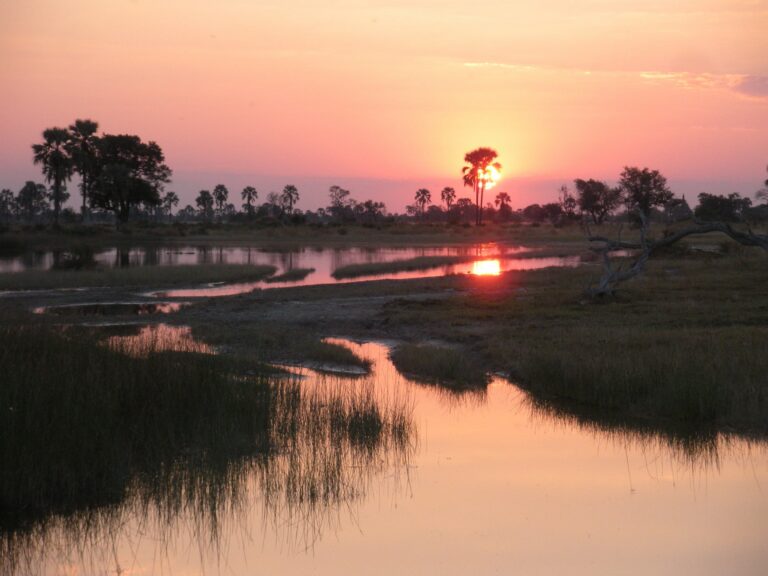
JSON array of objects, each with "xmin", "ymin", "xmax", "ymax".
[
  {"xmin": 0, "ymin": 264, "xmax": 277, "ymax": 290},
  {"xmin": 300, "ymin": 339, "xmax": 373, "ymax": 371},
  {"xmin": 263, "ymin": 267, "xmax": 316, "ymax": 283},
  {"xmin": 332, "ymin": 256, "xmax": 472, "ymax": 279},
  {"xmin": 0, "ymin": 324, "xmax": 414, "ymax": 573},
  {"xmin": 390, "ymin": 343, "xmax": 488, "ymax": 390}
]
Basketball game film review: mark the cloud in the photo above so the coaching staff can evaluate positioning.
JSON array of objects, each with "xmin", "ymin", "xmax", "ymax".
[{"xmin": 463, "ymin": 61, "xmax": 768, "ymax": 100}]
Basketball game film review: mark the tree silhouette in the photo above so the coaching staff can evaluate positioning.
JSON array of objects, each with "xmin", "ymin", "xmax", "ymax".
[
  {"xmin": 67, "ymin": 119, "xmax": 99, "ymax": 221},
  {"xmin": 414, "ymin": 188, "xmax": 432, "ymax": 218},
  {"xmin": 196, "ymin": 190, "xmax": 214, "ymax": 220},
  {"xmin": 558, "ymin": 184, "xmax": 578, "ymax": 220},
  {"xmin": 574, "ymin": 179, "xmax": 622, "ymax": 225},
  {"xmin": 32, "ymin": 128, "xmax": 73, "ymax": 228},
  {"xmin": 440, "ymin": 187, "xmax": 456, "ymax": 210},
  {"xmin": 241, "ymin": 186, "xmax": 258, "ymax": 216},
  {"xmin": 89, "ymin": 134, "xmax": 171, "ymax": 224},
  {"xmin": 280, "ymin": 185, "xmax": 299, "ymax": 215},
  {"xmin": 16, "ymin": 181, "xmax": 49, "ymax": 222},
  {"xmin": 0, "ymin": 189, "xmax": 14, "ymax": 223},
  {"xmin": 462, "ymin": 147, "xmax": 500, "ymax": 225},
  {"xmin": 161, "ymin": 191, "xmax": 179, "ymax": 220},
  {"xmin": 494, "ymin": 192, "xmax": 511, "ymax": 209},
  {"xmin": 619, "ymin": 166, "xmax": 673, "ymax": 222},
  {"xmin": 213, "ymin": 184, "xmax": 229, "ymax": 218}
]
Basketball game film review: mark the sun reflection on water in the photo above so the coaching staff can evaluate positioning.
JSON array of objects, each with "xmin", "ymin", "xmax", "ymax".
[{"xmin": 470, "ymin": 259, "xmax": 501, "ymax": 276}]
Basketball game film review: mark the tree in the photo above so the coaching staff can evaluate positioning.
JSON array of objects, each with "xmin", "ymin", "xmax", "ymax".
[
  {"xmin": 213, "ymin": 184, "xmax": 229, "ymax": 218},
  {"xmin": 280, "ymin": 185, "xmax": 299, "ymax": 215},
  {"xmin": 756, "ymin": 165, "xmax": 768, "ymax": 203},
  {"xmin": 619, "ymin": 166, "xmax": 673, "ymax": 222},
  {"xmin": 89, "ymin": 134, "xmax": 171, "ymax": 224},
  {"xmin": 241, "ymin": 186, "xmax": 258, "ymax": 216},
  {"xmin": 542, "ymin": 203, "xmax": 563, "ymax": 225},
  {"xmin": 16, "ymin": 181, "xmax": 49, "ymax": 222},
  {"xmin": 574, "ymin": 179, "xmax": 622, "ymax": 225},
  {"xmin": 196, "ymin": 190, "xmax": 214, "ymax": 220},
  {"xmin": 494, "ymin": 192, "xmax": 511, "ymax": 210},
  {"xmin": 161, "ymin": 191, "xmax": 179, "ymax": 220},
  {"xmin": 0, "ymin": 189, "xmax": 15, "ymax": 223},
  {"xmin": 414, "ymin": 188, "xmax": 431, "ymax": 218},
  {"xmin": 441, "ymin": 187, "xmax": 456, "ymax": 210},
  {"xmin": 328, "ymin": 185, "xmax": 352, "ymax": 221},
  {"xmin": 558, "ymin": 184, "xmax": 578, "ymax": 220},
  {"xmin": 67, "ymin": 119, "xmax": 99, "ymax": 220},
  {"xmin": 32, "ymin": 127, "xmax": 73, "ymax": 228},
  {"xmin": 462, "ymin": 147, "xmax": 501, "ymax": 225},
  {"xmin": 695, "ymin": 193, "xmax": 752, "ymax": 222}
]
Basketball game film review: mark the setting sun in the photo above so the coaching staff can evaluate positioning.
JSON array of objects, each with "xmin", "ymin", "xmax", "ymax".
[{"xmin": 471, "ymin": 259, "xmax": 501, "ymax": 276}]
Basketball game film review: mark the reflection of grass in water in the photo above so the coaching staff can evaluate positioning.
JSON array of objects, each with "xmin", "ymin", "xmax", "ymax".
[
  {"xmin": 332, "ymin": 255, "xmax": 473, "ymax": 279},
  {"xmin": 263, "ymin": 267, "xmax": 316, "ymax": 283},
  {"xmin": 390, "ymin": 343, "xmax": 488, "ymax": 390},
  {"xmin": 0, "ymin": 325, "xmax": 414, "ymax": 574},
  {"xmin": 519, "ymin": 391, "xmax": 763, "ymax": 472}
]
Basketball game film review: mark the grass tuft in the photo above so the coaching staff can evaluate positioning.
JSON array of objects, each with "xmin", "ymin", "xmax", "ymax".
[{"xmin": 390, "ymin": 343, "xmax": 488, "ymax": 390}]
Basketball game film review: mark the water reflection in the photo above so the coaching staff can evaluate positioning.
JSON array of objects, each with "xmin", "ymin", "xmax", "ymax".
[
  {"xmin": 2, "ymin": 340, "xmax": 766, "ymax": 575},
  {"xmin": 106, "ymin": 323, "xmax": 215, "ymax": 356},
  {"xmin": 470, "ymin": 259, "xmax": 501, "ymax": 276}
]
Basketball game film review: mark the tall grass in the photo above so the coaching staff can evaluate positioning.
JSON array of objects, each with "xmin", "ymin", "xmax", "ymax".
[
  {"xmin": 0, "ymin": 325, "xmax": 414, "ymax": 573},
  {"xmin": 390, "ymin": 343, "xmax": 488, "ymax": 390}
]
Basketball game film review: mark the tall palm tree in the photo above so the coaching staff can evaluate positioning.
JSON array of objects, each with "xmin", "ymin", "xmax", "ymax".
[
  {"xmin": 67, "ymin": 119, "xmax": 99, "ymax": 221},
  {"xmin": 440, "ymin": 187, "xmax": 456, "ymax": 210},
  {"xmin": 32, "ymin": 128, "xmax": 73, "ymax": 228},
  {"xmin": 462, "ymin": 147, "xmax": 501, "ymax": 225},
  {"xmin": 415, "ymin": 188, "xmax": 432, "ymax": 218},
  {"xmin": 241, "ymin": 186, "xmax": 258, "ymax": 216},
  {"xmin": 213, "ymin": 184, "xmax": 229, "ymax": 219},
  {"xmin": 280, "ymin": 185, "xmax": 299, "ymax": 215}
]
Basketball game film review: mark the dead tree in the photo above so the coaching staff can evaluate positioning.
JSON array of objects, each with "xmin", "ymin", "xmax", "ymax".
[{"xmin": 586, "ymin": 216, "xmax": 768, "ymax": 297}]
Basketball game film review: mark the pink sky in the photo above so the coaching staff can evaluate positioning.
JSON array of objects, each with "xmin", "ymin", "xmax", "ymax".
[{"xmin": 1, "ymin": 0, "xmax": 766, "ymax": 211}]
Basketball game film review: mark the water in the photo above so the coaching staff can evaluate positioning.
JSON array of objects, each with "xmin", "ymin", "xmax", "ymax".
[{"xmin": 6, "ymin": 338, "xmax": 766, "ymax": 575}]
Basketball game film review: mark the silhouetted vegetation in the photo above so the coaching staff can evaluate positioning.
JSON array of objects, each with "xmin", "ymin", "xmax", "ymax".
[{"xmin": 390, "ymin": 343, "xmax": 488, "ymax": 390}]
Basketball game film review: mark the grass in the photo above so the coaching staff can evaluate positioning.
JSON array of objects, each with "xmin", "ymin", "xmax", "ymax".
[
  {"xmin": 332, "ymin": 255, "xmax": 473, "ymax": 279},
  {"xmin": 380, "ymin": 249, "xmax": 768, "ymax": 432},
  {"xmin": 301, "ymin": 339, "xmax": 373, "ymax": 371},
  {"xmin": 0, "ymin": 323, "xmax": 413, "ymax": 558},
  {"xmin": 263, "ymin": 267, "xmax": 315, "ymax": 283},
  {"xmin": 0, "ymin": 264, "xmax": 277, "ymax": 290},
  {"xmin": 390, "ymin": 343, "xmax": 488, "ymax": 390}
]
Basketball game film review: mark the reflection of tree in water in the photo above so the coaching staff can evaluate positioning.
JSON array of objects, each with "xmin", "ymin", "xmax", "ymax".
[{"xmin": 1, "ymin": 368, "xmax": 414, "ymax": 575}]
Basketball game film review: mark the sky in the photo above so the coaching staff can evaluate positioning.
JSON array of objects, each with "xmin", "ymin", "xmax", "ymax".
[{"xmin": 1, "ymin": 0, "xmax": 767, "ymax": 211}]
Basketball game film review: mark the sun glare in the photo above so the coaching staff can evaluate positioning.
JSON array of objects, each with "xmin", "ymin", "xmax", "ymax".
[
  {"xmin": 479, "ymin": 165, "xmax": 501, "ymax": 191},
  {"xmin": 471, "ymin": 259, "xmax": 501, "ymax": 276}
]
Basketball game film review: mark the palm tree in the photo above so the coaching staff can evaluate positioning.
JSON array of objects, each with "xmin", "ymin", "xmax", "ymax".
[
  {"xmin": 415, "ymin": 188, "xmax": 432, "ymax": 218},
  {"xmin": 280, "ymin": 185, "xmax": 299, "ymax": 215},
  {"xmin": 462, "ymin": 147, "xmax": 501, "ymax": 225},
  {"xmin": 32, "ymin": 128, "xmax": 73, "ymax": 228},
  {"xmin": 196, "ymin": 190, "xmax": 214, "ymax": 221},
  {"xmin": 161, "ymin": 191, "xmax": 179, "ymax": 221},
  {"xmin": 67, "ymin": 119, "xmax": 99, "ymax": 221},
  {"xmin": 494, "ymin": 192, "xmax": 511, "ymax": 209},
  {"xmin": 241, "ymin": 186, "xmax": 258, "ymax": 216},
  {"xmin": 441, "ymin": 187, "xmax": 456, "ymax": 210},
  {"xmin": 213, "ymin": 184, "xmax": 229, "ymax": 219}
]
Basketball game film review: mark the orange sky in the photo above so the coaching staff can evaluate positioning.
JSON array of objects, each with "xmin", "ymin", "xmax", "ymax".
[{"xmin": 1, "ymin": 0, "xmax": 767, "ymax": 210}]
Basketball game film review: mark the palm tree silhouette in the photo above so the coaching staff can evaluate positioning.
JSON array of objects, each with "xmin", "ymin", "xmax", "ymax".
[
  {"xmin": 32, "ymin": 128, "xmax": 73, "ymax": 228},
  {"xmin": 415, "ymin": 188, "xmax": 432, "ymax": 218},
  {"xmin": 440, "ymin": 187, "xmax": 456, "ymax": 210},
  {"xmin": 162, "ymin": 191, "xmax": 179, "ymax": 220},
  {"xmin": 241, "ymin": 186, "xmax": 258, "ymax": 216},
  {"xmin": 462, "ymin": 147, "xmax": 501, "ymax": 225},
  {"xmin": 494, "ymin": 192, "xmax": 511, "ymax": 209},
  {"xmin": 280, "ymin": 185, "xmax": 299, "ymax": 215},
  {"xmin": 213, "ymin": 184, "xmax": 229, "ymax": 219},
  {"xmin": 67, "ymin": 119, "xmax": 99, "ymax": 221}
]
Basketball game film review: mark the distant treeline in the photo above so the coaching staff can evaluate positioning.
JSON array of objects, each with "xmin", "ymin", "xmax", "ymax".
[{"xmin": 2, "ymin": 119, "xmax": 767, "ymax": 228}]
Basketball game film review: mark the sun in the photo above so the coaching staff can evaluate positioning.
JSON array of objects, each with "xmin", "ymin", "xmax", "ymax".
[{"xmin": 479, "ymin": 165, "xmax": 501, "ymax": 191}]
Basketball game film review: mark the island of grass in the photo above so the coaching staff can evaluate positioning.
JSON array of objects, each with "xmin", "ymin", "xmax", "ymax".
[
  {"xmin": 390, "ymin": 343, "xmax": 488, "ymax": 390},
  {"xmin": 263, "ymin": 267, "xmax": 316, "ymax": 283},
  {"xmin": 332, "ymin": 255, "xmax": 473, "ymax": 279}
]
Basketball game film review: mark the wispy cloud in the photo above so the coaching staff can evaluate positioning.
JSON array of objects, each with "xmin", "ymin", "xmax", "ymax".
[{"xmin": 463, "ymin": 61, "xmax": 768, "ymax": 100}]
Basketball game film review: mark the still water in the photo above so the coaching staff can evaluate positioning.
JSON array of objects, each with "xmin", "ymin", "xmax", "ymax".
[{"xmin": 9, "ymin": 337, "xmax": 767, "ymax": 575}]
